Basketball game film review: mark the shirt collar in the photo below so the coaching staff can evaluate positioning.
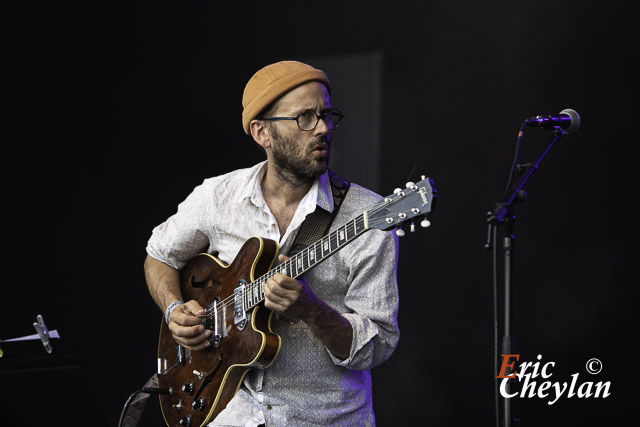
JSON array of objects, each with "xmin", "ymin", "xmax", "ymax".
[{"xmin": 242, "ymin": 161, "xmax": 334, "ymax": 213}]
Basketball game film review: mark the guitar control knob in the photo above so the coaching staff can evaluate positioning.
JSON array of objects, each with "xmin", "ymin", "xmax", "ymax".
[
  {"xmin": 192, "ymin": 396, "xmax": 206, "ymax": 411},
  {"xmin": 179, "ymin": 415, "xmax": 192, "ymax": 426},
  {"xmin": 182, "ymin": 382, "xmax": 194, "ymax": 395}
]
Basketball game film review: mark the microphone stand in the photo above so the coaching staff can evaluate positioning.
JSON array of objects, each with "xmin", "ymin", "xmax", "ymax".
[{"xmin": 486, "ymin": 128, "xmax": 566, "ymax": 427}]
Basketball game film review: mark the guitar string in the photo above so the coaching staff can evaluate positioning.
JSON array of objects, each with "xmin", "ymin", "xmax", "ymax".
[
  {"xmin": 202, "ymin": 202, "xmax": 421, "ymax": 321},
  {"xmin": 201, "ymin": 192, "xmax": 429, "ymax": 321},
  {"xmin": 203, "ymin": 205, "xmax": 420, "ymax": 321},
  {"xmin": 202, "ymin": 213, "xmax": 370, "ymax": 320},
  {"xmin": 203, "ymin": 214, "xmax": 368, "ymax": 318}
]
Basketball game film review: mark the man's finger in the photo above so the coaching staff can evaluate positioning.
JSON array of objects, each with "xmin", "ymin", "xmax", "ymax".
[
  {"xmin": 271, "ymin": 273, "xmax": 301, "ymax": 290},
  {"xmin": 175, "ymin": 332, "xmax": 211, "ymax": 350},
  {"xmin": 170, "ymin": 322, "xmax": 205, "ymax": 337},
  {"xmin": 278, "ymin": 254, "xmax": 290, "ymax": 263},
  {"xmin": 183, "ymin": 300, "xmax": 205, "ymax": 315},
  {"xmin": 265, "ymin": 281, "xmax": 290, "ymax": 306},
  {"xmin": 170, "ymin": 300, "xmax": 205, "ymax": 326}
]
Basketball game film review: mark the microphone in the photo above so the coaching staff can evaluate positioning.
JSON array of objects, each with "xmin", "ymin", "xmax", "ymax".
[{"xmin": 526, "ymin": 108, "xmax": 581, "ymax": 134}]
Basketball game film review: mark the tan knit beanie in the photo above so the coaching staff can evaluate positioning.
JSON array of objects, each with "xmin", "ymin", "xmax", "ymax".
[{"xmin": 241, "ymin": 60, "xmax": 332, "ymax": 135}]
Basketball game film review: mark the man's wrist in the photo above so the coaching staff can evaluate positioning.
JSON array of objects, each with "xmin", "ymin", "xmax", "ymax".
[{"xmin": 165, "ymin": 300, "xmax": 184, "ymax": 324}]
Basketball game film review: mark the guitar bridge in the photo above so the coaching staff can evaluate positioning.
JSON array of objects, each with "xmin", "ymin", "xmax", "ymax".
[{"xmin": 233, "ymin": 281, "xmax": 247, "ymax": 330}]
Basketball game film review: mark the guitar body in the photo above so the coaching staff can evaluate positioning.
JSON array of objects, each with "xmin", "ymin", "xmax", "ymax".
[{"xmin": 157, "ymin": 237, "xmax": 281, "ymax": 427}]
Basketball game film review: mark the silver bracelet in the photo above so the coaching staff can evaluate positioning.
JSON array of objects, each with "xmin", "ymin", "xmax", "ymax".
[{"xmin": 165, "ymin": 300, "xmax": 184, "ymax": 324}]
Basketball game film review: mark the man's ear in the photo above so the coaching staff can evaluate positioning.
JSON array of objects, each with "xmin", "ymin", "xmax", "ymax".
[{"xmin": 250, "ymin": 119, "xmax": 271, "ymax": 149}]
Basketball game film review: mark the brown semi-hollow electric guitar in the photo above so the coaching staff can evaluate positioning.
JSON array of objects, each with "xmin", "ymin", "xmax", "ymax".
[{"xmin": 156, "ymin": 176, "xmax": 436, "ymax": 427}]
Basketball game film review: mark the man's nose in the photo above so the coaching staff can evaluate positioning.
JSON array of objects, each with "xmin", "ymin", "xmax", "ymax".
[{"xmin": 313, "ymin": 114, "xmax": 331, "ymax": 136}]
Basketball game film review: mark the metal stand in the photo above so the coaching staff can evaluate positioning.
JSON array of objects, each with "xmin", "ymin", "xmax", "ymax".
[{"xmin": 486, "ymin": 128, "xmax": 566, "ymax": 427}]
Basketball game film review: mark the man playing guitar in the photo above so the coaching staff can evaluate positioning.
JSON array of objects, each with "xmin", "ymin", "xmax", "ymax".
[{"xmin": 144, "ymin": 60, "xmax": 401, "ymax": 426}]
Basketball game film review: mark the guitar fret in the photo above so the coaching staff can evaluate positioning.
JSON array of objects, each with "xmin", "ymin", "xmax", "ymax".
[
  {"xmin": 347, "ymin": 219, "xmax": 356, "ymax": 240},
  {"xmin": 288, "ymin": 260, "xmax": 295, "ymax": 277},
  {"xmin": 247, "ymin": 283, "xmax": 255, "ymax": 307},
  {"xmin": 308, "ymin": 246, "xmax": 315, "ymax": 265}
]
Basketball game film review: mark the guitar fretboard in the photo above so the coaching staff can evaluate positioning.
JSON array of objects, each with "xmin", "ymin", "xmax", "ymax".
[{"xmin": 243, "ymin": 212, "xmax": 369, "ymax": 310}]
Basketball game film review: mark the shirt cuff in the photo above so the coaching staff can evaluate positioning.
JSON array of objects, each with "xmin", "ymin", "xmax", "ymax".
[{"xmin": 325, "ymin": 312, "xmax": 379, "ymax": 367}]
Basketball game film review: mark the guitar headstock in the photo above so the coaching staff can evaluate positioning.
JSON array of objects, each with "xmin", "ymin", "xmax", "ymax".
[{"xmin": 366, "ymin": 175, "xmax": 437, "ymax": 236}]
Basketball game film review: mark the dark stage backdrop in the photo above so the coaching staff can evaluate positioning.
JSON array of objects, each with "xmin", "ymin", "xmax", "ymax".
[{"xmin": 8, "ymin": 1, "xmax": 638, "ymax": 425}]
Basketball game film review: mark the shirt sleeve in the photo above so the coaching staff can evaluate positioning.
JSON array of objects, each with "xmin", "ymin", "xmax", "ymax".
[
  {"xmin": 146, "ymin": 180, "xmax": 214, "ymax": 270},
  {"xmin": 327, "ymin": 229, "xmax": 400, "ymax": 370}
]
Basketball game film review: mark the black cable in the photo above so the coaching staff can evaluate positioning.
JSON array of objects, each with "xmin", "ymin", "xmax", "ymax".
[{"xmin": 118, "ymin": 387, "xmax": 171, "ymax": 427}]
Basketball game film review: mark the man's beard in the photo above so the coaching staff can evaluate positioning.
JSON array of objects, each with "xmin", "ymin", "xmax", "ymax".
[{"xmin": 270, "ymin": 127, "xmax": 330, "ymax": 183}]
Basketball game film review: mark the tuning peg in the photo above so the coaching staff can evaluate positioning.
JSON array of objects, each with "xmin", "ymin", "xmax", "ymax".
[
  {"xmin": 405, "ymin": 181, "xmax": 415, "ymax": 188},
  {"xmin": 395, "ymin": 227, "xmax": 406, "ymax": 237},
  {"xmin": 420, "ymin": 218, "xmax": 431, "ymax": 228},
  {"xmin": 393, "ymin": 188, "xmax": 402, "ymax": 194},
  {"xmin": 410, "ymin": 221, "xmax": 416, "ymax": 233}
]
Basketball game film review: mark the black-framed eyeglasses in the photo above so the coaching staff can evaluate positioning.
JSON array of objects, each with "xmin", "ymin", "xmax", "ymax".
[{"xmin": 261, "ymin": 108, "xmax": 344, "ymax": 131}]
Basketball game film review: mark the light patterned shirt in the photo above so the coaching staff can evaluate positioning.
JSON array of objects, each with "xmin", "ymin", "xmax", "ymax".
[{"xmin": 146, "ymin": 161, "xmax": 400, "ymax": 426}]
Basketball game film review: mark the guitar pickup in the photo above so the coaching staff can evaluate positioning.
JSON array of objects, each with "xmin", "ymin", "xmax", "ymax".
[
  {"xmin": 206, "ymin": 298, "xmax": 225, "ymax": 348},
  {"xmin": 233, "ymin": 281, "xmax": 247, "ymax": 329}
]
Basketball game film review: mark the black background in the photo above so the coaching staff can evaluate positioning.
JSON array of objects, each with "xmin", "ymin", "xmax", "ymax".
[{"xmin": 7, "ymin": 1, "xmax": 639, "ymax": 425}]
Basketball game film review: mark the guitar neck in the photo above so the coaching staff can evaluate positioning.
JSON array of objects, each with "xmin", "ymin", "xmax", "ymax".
[{"xmin": 243, "ymin": 212, "xmax": 369, "ymax": 310}]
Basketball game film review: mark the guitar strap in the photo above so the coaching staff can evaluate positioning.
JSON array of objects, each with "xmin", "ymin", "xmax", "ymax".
[{"xmin": 288, "ymin": 169, "xmax": 350, "ymax": 256}]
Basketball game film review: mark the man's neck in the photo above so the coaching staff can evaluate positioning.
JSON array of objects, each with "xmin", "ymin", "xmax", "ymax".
[{"xmin": 261, "ymin": 163, "xmax": 315, "ymax": 207}]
